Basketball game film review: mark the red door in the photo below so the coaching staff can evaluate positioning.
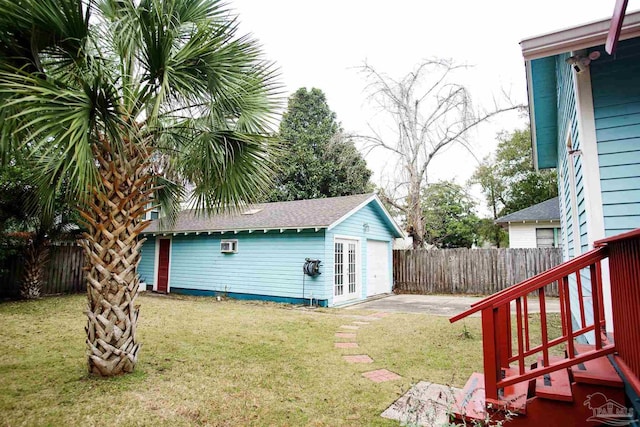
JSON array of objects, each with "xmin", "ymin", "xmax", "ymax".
[{"xmin": 157, "ymin": 239, "xmax": 170, "ymax": 293}]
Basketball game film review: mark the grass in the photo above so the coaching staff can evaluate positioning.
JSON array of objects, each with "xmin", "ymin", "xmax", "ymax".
[{"xmin": 0, "ymin": 294, "xmax": 559, "ymax": 426}]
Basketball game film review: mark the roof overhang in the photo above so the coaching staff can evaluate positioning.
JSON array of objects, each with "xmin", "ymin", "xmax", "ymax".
[
  {"xmin": 521, "ymin": 9, "xmax": 640, "ymax": 61},
  {"xmin": 525, "ymin": 57, "xmax": 558, "ymax": 170},
  {"xmin": 144, "ymin": 226, "xmax": 327, "ymax": 236}
]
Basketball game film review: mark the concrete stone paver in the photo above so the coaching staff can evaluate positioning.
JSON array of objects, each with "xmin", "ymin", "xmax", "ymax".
[
  {"xmin": 362, "ymin": 369, "xmax": 402, "ymax": 382},
  {"xmin": 343, "ymin": 355, "xmax": 374, "ymax": 363},
  {"xmin": 345, "ymin": 294, "xmax": 561, "ymax": 317},
  {"xmin": 340, "ymin": 325, "xmax": 359, "ymax": 330},
  {"xmin": 335, "ymin": 332, "xmax": 356, "ymax": 339},
  {"xmin": 335, "ymin": 342, "xmax": 358, "ymax": 349}
]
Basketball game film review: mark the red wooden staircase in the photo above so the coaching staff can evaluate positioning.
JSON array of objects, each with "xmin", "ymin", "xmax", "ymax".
[{"xmin": 449, "ymin": 229, "xmax": 640, "ymax": 426}]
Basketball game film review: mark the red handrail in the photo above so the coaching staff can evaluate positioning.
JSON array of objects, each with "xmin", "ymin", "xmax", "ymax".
[
  {"xmin": 450, "ymin": 246, "xmax": 608, "ymax": 323},
  {"xmin": 450, "ymin": 245, "xmax": 612, "ymax": 402}
]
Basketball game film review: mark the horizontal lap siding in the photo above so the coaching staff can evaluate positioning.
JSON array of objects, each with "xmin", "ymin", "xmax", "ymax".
[
  {"xmin": 138, "ymin": 236, "xmax": 156, "ymax": 285},
  {"xmin": 326, "ymin": 202, "xmax": 395, "ymax": 304},
  {"xmin": 592, "ymin": 38, "xmax": 640, "ymax": 237},
  {"xmin": 169, "ymin": 231, "xmax": 325, "ymax": 299},
  {"xmin": 556, "ymin": 52, "xmax": 583, "ymax": 260}
]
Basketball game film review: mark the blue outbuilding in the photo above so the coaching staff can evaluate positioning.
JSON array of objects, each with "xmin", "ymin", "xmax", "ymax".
[{"xmin": 138, "ymin": 193, "xmax": 404, "ymax": 307}]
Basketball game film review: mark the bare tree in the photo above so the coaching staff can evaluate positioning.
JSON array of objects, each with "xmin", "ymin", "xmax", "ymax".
[{"xmin": 358, "ymin": 59, "xmax": 523, "ymax": 248}]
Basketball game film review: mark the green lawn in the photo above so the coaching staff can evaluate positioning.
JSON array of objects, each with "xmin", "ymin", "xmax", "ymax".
[{"xmin": 0, "ymin": 294, "xmax": 489, "ymax": 426}]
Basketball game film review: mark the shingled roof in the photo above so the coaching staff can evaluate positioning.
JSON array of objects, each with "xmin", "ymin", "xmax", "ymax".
[
  {"xmin": 144, "ymin": 193, "xmax": 402, "ymax": 236},
  {"xmin": 495, "ymin": 197, "xmax": 560, "ymax": 224}
]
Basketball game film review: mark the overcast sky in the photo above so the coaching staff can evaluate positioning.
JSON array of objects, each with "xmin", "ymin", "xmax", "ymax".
[{"xmin": 231, "ymin": 1, "xmax": 639, "ymax": 213}]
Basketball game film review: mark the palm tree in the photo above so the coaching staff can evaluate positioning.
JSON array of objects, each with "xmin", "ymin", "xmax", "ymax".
[{"xmin": 0, "ymin": 0, "xmax": 280, "ymax": 376}]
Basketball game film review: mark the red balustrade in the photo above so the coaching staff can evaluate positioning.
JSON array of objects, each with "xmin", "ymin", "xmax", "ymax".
[{"xmin": 451, "ymin": 229, "xmax": 640, "ymax": 402}]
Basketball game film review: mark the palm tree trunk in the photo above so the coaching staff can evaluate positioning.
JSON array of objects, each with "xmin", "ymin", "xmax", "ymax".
[
  {"xmin": 81, "ymin": 142, "xmax": 152, "ymax": 376},
  {"xmin": 20, "ymin": 239, "xmax": 48, "ymax": 299}
]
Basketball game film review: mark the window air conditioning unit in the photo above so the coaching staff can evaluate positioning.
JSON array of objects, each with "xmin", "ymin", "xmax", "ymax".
[{"xmin": 220, "ymin": 240, "xmax": 238, "ymax": 253}]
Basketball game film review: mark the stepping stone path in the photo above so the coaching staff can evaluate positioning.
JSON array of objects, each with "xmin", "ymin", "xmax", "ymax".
[{"xmin": 333, "ymin": 312, "xmax": 402, "ymax": 383}]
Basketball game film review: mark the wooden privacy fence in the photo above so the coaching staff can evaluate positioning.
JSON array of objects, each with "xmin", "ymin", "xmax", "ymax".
[
  {"xmin": 0, "ymin": 245, "xmax": 85, "ymax": 298},
  {"xmin": 393, "ymin": 248, "xmax": 563, "ymax": 296}
]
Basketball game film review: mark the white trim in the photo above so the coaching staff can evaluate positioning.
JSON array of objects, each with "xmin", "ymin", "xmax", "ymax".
[
  {"xmin": 327, "ymin": 194, "xmax": 404, "ymax": 237},
  {"xmin": 153, "ymin": 237, "xmax": 172, "ymax": 293},
  {"xmin": 521, "ymin": 10, "xmax": 640, "ymax": 60},
  {"xmin": 332, "ymin": 235, "xmax": 362, "ymax": 304},
  {"xmin": 572, "ymin": 62, "xmax": 613, "ymax": 331},
  {"xmin": 557, "ymin": 166, "xmax": 570, "ymax": 260}
]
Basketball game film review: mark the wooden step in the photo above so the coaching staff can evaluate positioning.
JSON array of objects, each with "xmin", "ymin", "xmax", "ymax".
[
  {"xmin": 453, "ymin": 371, "xmax": 528, "ymax": 422},
  {"xmin": 453, "ymin": 373, "xmax": 488, "ymax": 421},
  {"xmin": 534, "ymin": 357, "xmax": 573, "ymax": 402},
  {"xmin": 571, "ymin": 343, "xmax": 623, "ymax": 388},
  {"xmin": 496, "ymin": 367, "xmax": 529, "ymax": 413}
]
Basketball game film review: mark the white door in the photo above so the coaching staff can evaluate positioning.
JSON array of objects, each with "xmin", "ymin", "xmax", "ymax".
[
  {"xmin": 367, "ymin": 240, "xmax": 390, "ymax": 296},
  {"xmin": 334, "ymin": 238, "xmax": 359, "ymax": 303}
]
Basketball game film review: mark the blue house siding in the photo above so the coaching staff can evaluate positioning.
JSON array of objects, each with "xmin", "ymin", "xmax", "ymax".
[
  {"xmin": 591, "ymin": 39, "xmax": 640, "ymax": 237},
  {"xmin": 542, "ymin": 39, "xmax": 640, "ymax": 342},
  {"xmin": 167, "ymin": 230, "xmax": 325, "ymax": 302},
  {"xmin": 325, "ymin": 201, "xmax": 395, "ymax": 305},
  {"xmin": 138, "ymin": 235, "xmax": 156, "ymax": 286}
]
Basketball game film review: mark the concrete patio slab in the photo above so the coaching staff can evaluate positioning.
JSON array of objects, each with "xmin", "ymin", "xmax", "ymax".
[{"xmin": 345, "ymin": 294, "xmax": 561, "ymax": 317}]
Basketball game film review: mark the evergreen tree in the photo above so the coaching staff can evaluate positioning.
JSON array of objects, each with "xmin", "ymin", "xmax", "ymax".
[{"xmin": 268, "ymin": 88, "xmax": 372, "ymax": 201}]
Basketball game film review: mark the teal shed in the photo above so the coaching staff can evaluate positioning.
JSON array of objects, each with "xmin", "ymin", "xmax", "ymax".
[{"xmin": 138, "ymin": 193, "xmax": 403, "ymax": 307}]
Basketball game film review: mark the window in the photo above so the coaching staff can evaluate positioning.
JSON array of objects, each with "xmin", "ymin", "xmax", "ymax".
[
  {"xmin": 220, "ymin": 239, "xmax": 238, "ymax": 253},
  {"xmin": 536, "ymin": 228, "xmax": 560, "ymax": 248}
]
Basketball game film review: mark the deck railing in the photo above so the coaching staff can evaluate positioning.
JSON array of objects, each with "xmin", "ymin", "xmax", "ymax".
[
  {"xmin": 450, "ymin": 243, "xmax": 618, "ymax": 401},
  {"xmin": 595, "ymin": 229, "xmax": 640, "ymax": 395}
]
